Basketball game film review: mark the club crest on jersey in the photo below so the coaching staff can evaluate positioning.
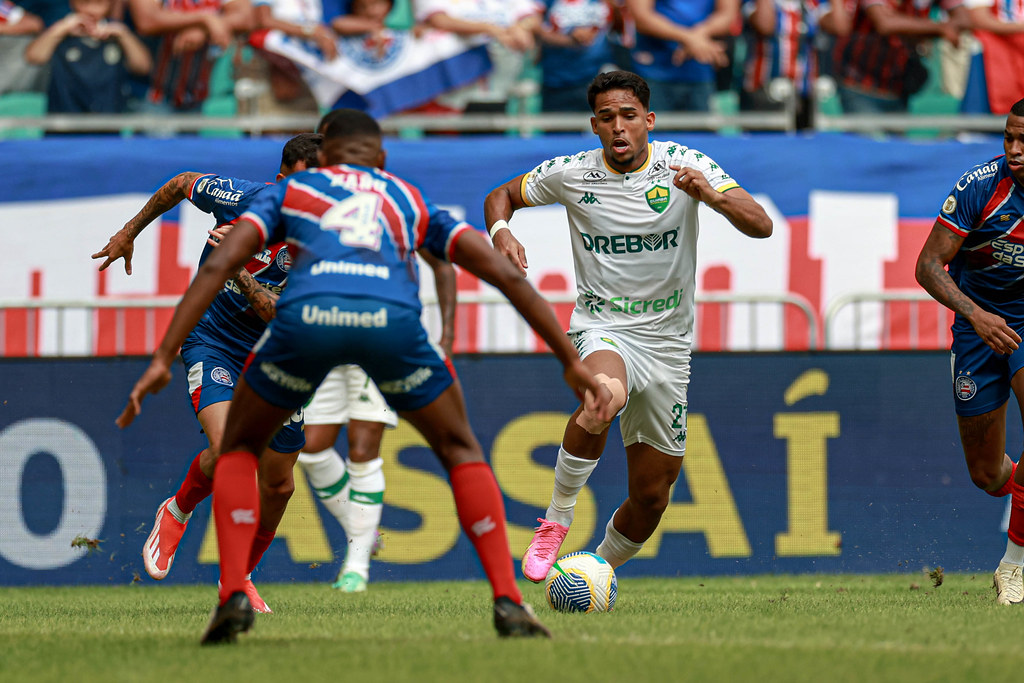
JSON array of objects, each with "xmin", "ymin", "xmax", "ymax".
[
  {"xmin": 942, "ymin": 195, "xmax": 957, "ymax": 214},
  {"xmin": 275, "ymin": 247, "xmax": 291, "ymax": 271},
  {"xmin": 645, "ymin": 185, "xmax": 669, "ymax": 213},
  {"xmin": 211, "ymin": 367, "xmax": 233, "ymax": 386},
  {"xmin": 955, "ymin": 374, "xmax": 976, "ymax": 401}
]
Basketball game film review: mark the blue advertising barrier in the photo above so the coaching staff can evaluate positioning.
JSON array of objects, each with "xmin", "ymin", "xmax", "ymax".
[
  {"xmin": 0, "ymin": 352, "xmax": 1014, "ymax": 586},
  {"xmin": 0, "ymin": 132, "xmax": 1006, "ymax": 221}
]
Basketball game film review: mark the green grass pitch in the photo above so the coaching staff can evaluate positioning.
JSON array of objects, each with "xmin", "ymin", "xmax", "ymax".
[{"xmin": 1, "ymin": 574, "xmax": 1021, "ymax": 682}]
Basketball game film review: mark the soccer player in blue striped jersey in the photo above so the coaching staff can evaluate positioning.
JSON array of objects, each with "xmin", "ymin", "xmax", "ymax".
[
  {"xmin": 917, "ymin": 97, "xmax": 1024, "ymax": 605},
  {"xmin": 116, "ymin": 109, "xmax": 613, "ymax": 645},
  {"xmin": 93, "ymin": 133, "xmax": 322, "ymax": 613}
]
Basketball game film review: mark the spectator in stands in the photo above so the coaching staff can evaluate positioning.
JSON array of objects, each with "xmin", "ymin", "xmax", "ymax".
[
  {"xmin": 536, "ymin": 0, "xmax": 617, "ymax": 112},
  {"xmin": 832, "ymin": 0, "xmax": 969, "ymax": 115},
  {"xmin": 24, "ymin": 0, "xmax": 151, "ymax": 113},
  {"xmin": 959, "ymin": 0, "xmax": 1024, "ymax": 114},
  {"xmin": 626, "ymin": 0, "xmax": 738, "ymax": 112},
  {"xmin": 0, "ymin": 0, "xmax": 46, "ymax": 96},
  {"xmin": 127, "ymin": 0, "xmax": 253, "ymax": 112},
  {"xmin": 412, "ymin": 0, "xmax": 542, "ymax": 113},
  {"xmin": 243, "ymin": 0, "xmax": 339, "ymax": 117},
  {"xmin": 739, "ymin": 0, "xmax": 850, "ymax": 129}
]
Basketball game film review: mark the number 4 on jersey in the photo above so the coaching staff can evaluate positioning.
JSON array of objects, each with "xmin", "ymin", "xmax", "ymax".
[{"xmin": 321, "ymin": 193, "xmax": 384, "ymax": 250}]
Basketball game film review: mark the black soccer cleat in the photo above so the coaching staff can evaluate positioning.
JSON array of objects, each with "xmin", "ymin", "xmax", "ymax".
[
  {"xmin": 493, "ymin": 596, "xmax": 552, "ymax": 638},
  {"xmin": 200, "ymin": 591, "xmax": 255, "ymax": 646}
]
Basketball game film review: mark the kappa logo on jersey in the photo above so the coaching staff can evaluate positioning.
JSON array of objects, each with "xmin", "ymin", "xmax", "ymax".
[
  {"xmin": 1001, "ymin": 215, "xmax": 1013, "ymax": 222},
  {"xmin": 580, "ymin": 228, "xmax": 679, "ymax": 255},
  {"xmin": 942, "ymin": 195, "xmax": 957, "ymax": 214},
  {"xmin": 583, "ymin": 170, "xmax": 607, "ymax": 183},
  {"xmin": 210, "ymin": 367, "xmax": 233, "ymax": 386},
  {"xmin": 578, "ymin": 192, "xmax": 601, "ymax": 205},
  {"xmin": 645, "ymin": 185, "xmax": 669, "ymax": 213},
  {"xmin": 955, "ymin": 374, "xmax": 977, "ymax": 401}
]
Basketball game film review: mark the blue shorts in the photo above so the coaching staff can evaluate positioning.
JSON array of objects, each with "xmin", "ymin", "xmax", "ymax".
[
  {"xmin": 180, "ymin": 338, "xmax": 306, "ymax": 453},
  {"xmin": 950, "ymin": 330, "xmax": 1024, "ymax": 416},
  {"xmin": 243, "ymin": 294, "xmax": 453, "ymax": 414}
]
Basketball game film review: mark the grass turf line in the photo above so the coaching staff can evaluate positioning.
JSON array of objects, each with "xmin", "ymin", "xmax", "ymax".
[{"xmin": 0, "ymin": 574, "xmax": 1021, "ymax": 683}]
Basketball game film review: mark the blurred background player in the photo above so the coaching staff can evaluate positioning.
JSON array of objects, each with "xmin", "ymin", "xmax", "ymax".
[
  {"xmin": 92, "ymin": 133, "xmax": 323, "ymax": 612},
  {"xmin": 115, "ymin": 108, "xmax": 612, "ymax": 644}
]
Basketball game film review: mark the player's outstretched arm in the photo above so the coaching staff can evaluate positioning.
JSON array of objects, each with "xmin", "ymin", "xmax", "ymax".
[
  {"xmin": 116, "ymin": 219, "xmax": 263, "ymax": 428},
  {"xmin": 484, "ymin": 174, "xmax": 531, "ymax": 275},
  {"xmin": 92, "ymin": 171, "xmax": 203, "ymax": 274},
  {"xmin": 451, "ymin": 229, "xmax": 613, "ymax": 420},
  {"xmin": 916, "ymin": 220, "xmax": 1021, "ymax": 354},
  {"xmin": 669, "ymin": 165, "xmax": 772, "ymax": 238}
]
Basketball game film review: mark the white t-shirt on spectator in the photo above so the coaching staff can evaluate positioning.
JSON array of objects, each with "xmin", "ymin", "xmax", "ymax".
[
  {"xmin": 414, "ymin": 0, "xmax": 541, "ymax": 27},
  {"xmin": 253, "ymin": 0, "xmax": 323, "ymax": 26}
]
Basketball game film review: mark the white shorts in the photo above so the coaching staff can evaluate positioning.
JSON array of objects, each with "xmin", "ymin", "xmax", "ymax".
[
  {"xmin": 570, "ymin": 328, "xmax": 690, "ymax": 455},
  {"xmin": 303, "ymin": 364, "xmax": 398, "ymax": 427}
]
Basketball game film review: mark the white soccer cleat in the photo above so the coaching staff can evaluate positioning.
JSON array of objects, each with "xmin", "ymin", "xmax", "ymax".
[
  {"xmin": 142, "ymin": 497, "xmax": 188, "ymax": 580},
  {"xmin": 994, "ymin": 561, "xmax": 1024, "ymax": 605}
]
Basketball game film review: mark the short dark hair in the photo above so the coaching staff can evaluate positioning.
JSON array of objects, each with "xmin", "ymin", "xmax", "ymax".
[
  {"xmin": 317, "ymin": 108, "xmax": 382, "ymax": 140},
  {"xmin": 281, "ymin": 133, "xmax": 322, "ymax": 170},
  {"xmin": 587, "ymin": 71, "xmax": 651, "ymax": 112},
  {"xmin": 1012, "ymin": 98, "xmax": 1024, "ymax": 118}
]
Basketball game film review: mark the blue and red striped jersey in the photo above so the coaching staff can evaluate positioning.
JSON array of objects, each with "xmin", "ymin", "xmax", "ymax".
[
  {"xmin": 936, "ymin": 155, "xmax": 1024, "ymax": 327},
  {"xmin": 241, "ymin": 163, "xmax": 475, "ymax": 312}
]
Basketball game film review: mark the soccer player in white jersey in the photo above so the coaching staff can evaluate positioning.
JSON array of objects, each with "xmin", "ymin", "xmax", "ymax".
[{"xmin": 484, "ymin": 70, "xmax": 773, "ymax": 582}]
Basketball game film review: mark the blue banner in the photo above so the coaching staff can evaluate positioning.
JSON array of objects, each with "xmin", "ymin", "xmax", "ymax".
[
  {"xmin": 0, "ymin": 132, "xmax": 1005, "ymax": 221},
  {"xmin": 0, "ymin": 352, "xmax": 1014, "ymax": 585}
]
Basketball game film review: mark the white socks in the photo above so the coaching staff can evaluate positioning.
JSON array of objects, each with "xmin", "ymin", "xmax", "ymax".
[
  {"xmin": 341, "ymin": 458, "xmax": 385, "ymax": 579},
  {"xmin": 1003, "ymin": 538, "xmax": 1024, "ymax": 566},
  {"xmin": 298, "ymin": 447, "xmax": 349, "ymax": 499},
  {"xmin": 545, "ymin": 447, "xmax": 599, "ymax": 527},
  {"xmin": 299, "ymin": 448, "xmax": 385, "ymax": 580},
  {"xmin": 595, "ymin": 517, "xmax": 643, "ymax": 569}
]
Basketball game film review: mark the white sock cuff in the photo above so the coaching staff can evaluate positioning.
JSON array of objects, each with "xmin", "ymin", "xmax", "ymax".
[
  {"xmin": 347, "ymin": 458, "xmax": 384, "ymax": 477},
  {"xmin": 1004, "ymin": 538, "xmax": 1024, "ymax": 566},
  {"xmin": 298, "ymin": 447, "xmax": 342, "ymax": 466},
  {"xmin": 557, "ymin": 447, "xmax": 599, "ymax": 475}
]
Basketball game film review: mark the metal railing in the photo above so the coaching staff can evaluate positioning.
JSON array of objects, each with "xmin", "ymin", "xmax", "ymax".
[
  {"xmin": 0, "ymin": 291, "xmax": 819, "ymax": 356},
  {"xmin": 823, "ymin": 290, "xmax": 950, "ymax": 350}
]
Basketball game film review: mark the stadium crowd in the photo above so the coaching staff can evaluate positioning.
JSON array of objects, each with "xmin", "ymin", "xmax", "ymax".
[{"xmin": 2, "ymin": 0, "xmax": 1023, "ymax": 130}]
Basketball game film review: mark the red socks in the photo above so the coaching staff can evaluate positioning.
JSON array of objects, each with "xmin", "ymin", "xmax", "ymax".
[
  {"xmin": 1009, "ymin": 474, "xmax": 1024, "ymax": 547},
  {"xmin": 450, "ymin": 461, "xmax": 521, "ymax": 604},
  {"xmin": 174, "ymin": 450, "xmax": 214, "ymax": 514},
  {"xmin": 248, "ymin": 525, "xmax": 276, "ymax": 574},
  {"xmin": 213, "ymin": 451, "xmax": 260, "ymax": 604},
  {"xmin": 990, "ymin": 460, "xmax": 1019, "ymax": 498}
]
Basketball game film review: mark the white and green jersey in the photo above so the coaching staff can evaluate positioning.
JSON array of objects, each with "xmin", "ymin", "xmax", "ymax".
[{"xmin": 520, "ymin": 140, "xmax": 739, "ymax": 343}]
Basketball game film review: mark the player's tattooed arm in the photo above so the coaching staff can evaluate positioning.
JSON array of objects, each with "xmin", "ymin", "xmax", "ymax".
[
  {"xmin": 93, "ymin": 171, "xmax": 204, "ymax": 274},
  {"xmin": 916, "ymin": 220, "xmax": 1021, "ymax": 353},
  {"xmin": 233, "ymin": 267, "xmax": 279, "ymax": 322}
]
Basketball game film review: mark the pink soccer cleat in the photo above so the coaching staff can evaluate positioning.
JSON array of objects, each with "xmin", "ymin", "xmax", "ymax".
[
  {"xmin": 242, "ymin": 575, "xmax": 272, "ymax": 614},
  {"xmin": 143, "ymin": 497, "xmax": 188, "ymax": 580},
  {"xmin": 521, "ymin": 518, "xmax": 569, "ymax": 583}
]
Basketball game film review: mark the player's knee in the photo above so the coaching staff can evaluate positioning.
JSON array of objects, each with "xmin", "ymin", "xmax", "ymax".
[
  {"xmin": 260, "ymin": 473, "xmax": 296, "ymax": 504},
  {"xmin": 303, "ymin": 432, "xmax": 335, "ymax": 453},
  {"xmin": 576, "ymin": 373, "xmax": 626, "ymax": 435},
  {"xmin": 630, "ymin": 484, "xmax": 671, "ymax": 516},
  {"xmin": 968, "ymin": 463, "xmax": 1003, "ymax": 491}
]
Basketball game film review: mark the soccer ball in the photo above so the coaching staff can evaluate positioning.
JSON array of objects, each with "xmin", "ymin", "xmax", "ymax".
[{"xmin": 544, "ymin": 551, "xmax": 617, "ymax": 613}]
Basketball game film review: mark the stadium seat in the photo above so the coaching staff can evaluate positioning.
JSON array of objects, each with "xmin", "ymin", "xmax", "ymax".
[{"xmin": 0, "ymin": 91, "xmax": 45, "ymax": 139}]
